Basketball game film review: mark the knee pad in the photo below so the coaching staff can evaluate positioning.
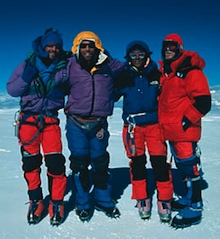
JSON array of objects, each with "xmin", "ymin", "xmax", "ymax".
[
  {"xmin": 175, "ymin": 156, "xmax": 201, "ymax": 178},
  {"xmin": 92, "ymin": 152, "xmax": 110, "ymax": 172},
  {"xmin": 70, "ymin": 156, "xmax": 91, "ymax": 192},
  {"xmin": 22, "ymin": 154, "xmax": 42, "ymax": 172},
  {"xmin": 92, "ymin": 153, "xmax": 110, "ymax": 189},
  {"xmin": 150, "ymin": 155, "xmax": 170, "ymax": 182},
  {"xmin": 69, "ymin": 155, "xmax": 90, "ymax": 173},
  {"xmin": 45, "ymin": 153, "xmax": 65, "ymax": 175},
  {"xmin": 130, "ymin": 154, "xmax": 147, "ymax": 180}
]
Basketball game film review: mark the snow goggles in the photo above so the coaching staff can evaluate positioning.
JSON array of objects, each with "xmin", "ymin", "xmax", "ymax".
[
  {"xmin": 129, "ymin": 52, "xmax": 146, "ymax": 60},
  {"xmin": 162, "ymin": 41, "xmax": 180, "ymax": 52},
  {"xmin": 80, "ymin": 42, "xmax": 95, "ymax": 49}
]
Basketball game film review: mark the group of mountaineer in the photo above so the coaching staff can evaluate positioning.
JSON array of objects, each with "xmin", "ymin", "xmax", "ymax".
[{"xmin": 6, "ymin": 28, "xmax": 211, "ymax": 229}]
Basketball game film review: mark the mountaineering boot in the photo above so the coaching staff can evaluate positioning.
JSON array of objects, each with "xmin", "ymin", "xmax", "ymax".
[
  {"xmin": 171, "ymin": 175, "xmax": 202, "ymax": 212},
  {"xmin": 171, "ymin": 201, "xmax": 203, "ymax": 229},
  {"xmin": 27, "ymin": 200, "xmax": 44, "ymax": 225},
  {"xmin": 74, "ymin": 192, "xmax": 93, "ymax": 222},
  {"xmin": 157, "ymin": 200, "xmax": 171, "ymax": 223},
  {"xmin": 75, "ymin": 208, "xmax": 93, "ymax": 222},
  {"xmin": 94, "ymin": 187, "xmax": 120, "ymax": 218},
  {"xmin": 171, "ymin": 197, "xmax": 189, "ymax": 211},
  {"xmin": 73, "ymin": 171, "xmax": 93, "ymax": 222},
  {"xmin": 136, "ymin": 198, "xmax": 152, "ymax": 220},
  {"xmin": 95, "ymin": 202, "xmax": 121, "ymax": 218},
  {"xmin": 48, "ymin": 200, "xmax": 64, "ymax": 226}
]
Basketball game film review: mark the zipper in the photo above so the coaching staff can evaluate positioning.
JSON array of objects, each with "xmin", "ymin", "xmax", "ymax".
[{"xmin": 89, "ymin": 74, "xmax": 95, "ymax": 115}]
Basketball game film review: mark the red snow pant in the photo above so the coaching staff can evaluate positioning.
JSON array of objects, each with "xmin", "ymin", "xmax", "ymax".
[
  {"xmin": 19, "ymin": 114, "xmax": 67, "ymax": 202},
  {"xmin": 122, "ymin": 123, "xmax": 173, "ymax": 201}
]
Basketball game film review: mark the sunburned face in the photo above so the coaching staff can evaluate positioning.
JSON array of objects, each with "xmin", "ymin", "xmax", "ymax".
[
  {"xmin": 129, "ymin": 50, "xmax": 147, "ymax": 69},
  {"xmin": 44, "ymin": 44, "xmax": 61, "ymax": 60},
  {"xmin": 79, "ymin": 40, "xmax": 96, "ymax": 61},
  {"xmin": 164, "ymin": 50, "xmax": 176, "ymax": 60},
  {"xmin": 162, "ymin": 41, "xmax": 179, "ymax": 60}
]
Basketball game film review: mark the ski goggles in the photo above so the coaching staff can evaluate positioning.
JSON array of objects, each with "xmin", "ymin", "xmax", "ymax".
[
  {"xmin": 162, "ymin": 41, "xmax": 180, "ymax": 52},
  {"xmin": 80, "ymin": 42, "xmax": 95, "ymax": 49},
  {"xmin": 129, "ymin": 52, "xmax": 146, "ymax": 60}
]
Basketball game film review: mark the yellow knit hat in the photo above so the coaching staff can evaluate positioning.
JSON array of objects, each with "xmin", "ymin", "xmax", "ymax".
[{"xmin": 71, "ymin": 31, "xmax": 104, "ymax": 54}]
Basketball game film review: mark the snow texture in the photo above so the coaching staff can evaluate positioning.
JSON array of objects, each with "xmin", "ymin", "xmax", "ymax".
[{"xmin": 0, "ymin": 89, "xmax": 220, "ymax": 239}]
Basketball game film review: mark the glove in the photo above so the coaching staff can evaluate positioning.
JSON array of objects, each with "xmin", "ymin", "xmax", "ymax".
[
  {"xmin": 32, "ymin": 36, "xmax": 48, "ymax": 58},
  {"xmin": 114, "ymin": 69, "xmax": 134, "ymax": 90},
  {"xmin": 157, "ymin": 84, "xmax": 162, "ymax": 96},
  {"xmin": 147, "ymin": 69, "xmax": 162, "ymax": 82},
  {"xmin": 22, "ymin": 62, "xmax": 38, "ymax": 83},
  {"xmin": 182, "ymin": 116, "xmax": 192, "ymax": 131}
]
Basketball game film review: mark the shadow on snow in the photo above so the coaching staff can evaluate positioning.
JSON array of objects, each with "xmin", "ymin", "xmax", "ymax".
[{"xmin": 60, "ymin": 167, "xmax": 208, "ymax": 223}]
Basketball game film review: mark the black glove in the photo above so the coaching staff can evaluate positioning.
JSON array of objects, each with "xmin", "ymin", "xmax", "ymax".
[
  {"xmin": 182, "ymin": 116, "xmax": 192, "ymax": 131},
  {"xmin": 147, "ymin": 69, "xmax": 161, "ymax": 82},
  {"xmin": 156, "ymin": 84, "xmax": 162, "ymax": 96},
  {"xmin": 22, "ymin": 62, "xmax": 38, "ymax": 83},
  {"xmin": 114, "ymin": 69, "xmax": 134, "ymax": 90}
]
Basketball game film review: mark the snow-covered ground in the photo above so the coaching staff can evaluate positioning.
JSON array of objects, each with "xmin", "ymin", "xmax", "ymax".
[{"xmin": 0, "ymin": 99, "xmax": 220, "ymax": 238}]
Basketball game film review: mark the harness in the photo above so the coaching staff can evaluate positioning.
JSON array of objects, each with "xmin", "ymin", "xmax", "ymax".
[
  {"xmin": 126, "ymin": 112, "xmax": 146, "ymax": 155},
  {"xmin": 14, "ymin": 110, "xmax": 59, "ymax": 146},
  {"xmin": 14, "ymin": 52, "xmax": 70, "ymax": 146}
]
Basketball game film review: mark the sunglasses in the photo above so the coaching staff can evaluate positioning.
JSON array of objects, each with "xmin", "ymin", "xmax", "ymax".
[
  {"xmin": 129, "ymin": 52, "xmax": 146, "ymax": 60},
  {"xmin": 162, "ymin": 41, "xmax": 179, "ymax": 52},
  {"xmin": 80, "ymin": 42, "xmax": 95, "ymax": 49}
]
